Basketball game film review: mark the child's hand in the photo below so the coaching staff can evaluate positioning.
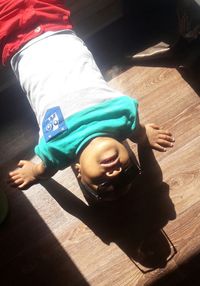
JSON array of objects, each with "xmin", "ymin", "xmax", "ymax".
[
  {"xmin": 8, "ymin": 160, "xmax": 39, "ymax": 190},
  {"xmin": 144, "ymin": 123, "xmax": 175, "ymax": 152}
]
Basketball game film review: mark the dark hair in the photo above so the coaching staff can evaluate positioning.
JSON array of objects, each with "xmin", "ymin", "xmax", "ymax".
[{"xmin": 79, "ymin": 163, "xmax": 141, "ymax": 203}]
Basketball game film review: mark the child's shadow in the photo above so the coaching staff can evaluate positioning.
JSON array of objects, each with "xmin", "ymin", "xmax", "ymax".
[{"xmin": 41, "ymin": 145, "xmax": 176, "ymax": 272}]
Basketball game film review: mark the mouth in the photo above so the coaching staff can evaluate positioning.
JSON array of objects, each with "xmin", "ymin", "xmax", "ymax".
[{"xmin": 100, "ymin": 154, "xmax": 119, "ymax": 168}]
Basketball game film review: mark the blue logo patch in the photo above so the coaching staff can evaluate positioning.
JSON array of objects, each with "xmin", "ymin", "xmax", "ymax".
[{"xmin": 42, "ymin": 106, "xmax": 67, "ymax": 142}]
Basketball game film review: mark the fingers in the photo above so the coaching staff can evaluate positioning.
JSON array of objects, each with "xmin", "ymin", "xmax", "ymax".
[
  {"xmin": 7, "ymin": 174, "xmax": 20, "ymax": 183},
  {"xmin": 8, "ymin": 160, "xmax": 26, "ymax": 177},
  {"xmin": 158, "ymin": 132, "xmax": 175, "ymax": 147},
  {"xmin": 8, "ymin": 170, "xmax": 19, "ymax": 177},
  {"xmin": 158, "ymin": 133, "xmax": 175, "ymax": 142},
  {"xmin": 155, "ymin": 133, "xmax": 175, "ymax": 151},
  {"xmin": 7, "ymin": 160, "xmax": 37, "ymax": 190},
  {"xmin": 8, "ymin": 170, "xmax": 21, "ymax": 178},
  {"xmin": 157, "ymin": 139, "xmax": 174, "ymax": 149},
  {"xmin": 158, "ymin": 129, "xmax": 173, "ymax": 137},
  {"xmin": 157, "ymin": 137, "xmax": 175, "ymax": 146},
  {"xmin": 7, "ymin": 176, "xmax": 29, "ymax": 190},
  {"xmin": 7, "ymin": 173, "xmax": 23, "ymax": 186},
  {"xmin": 7, "ymin": 170, "xmax": 25, "ymax": 189},
  {"xmin": 148, "ymin": 123, "xmax": 174, "ymax": 137},
  {"xmin": 8, "ymin": 160, "xmax": 26, "ymax": 186},
  {"xmin": 152, "ymin": 143, "xmax": 167, "ymax": 152},
  {"xmin": 7, "ymin": 160, "xmax": 34, "ymax": 190},
  {"xmin": 18, "ymin": 182, "xmax": 29, "ymax": 190},
  {"xmin": 154, "ymin": 135, "xmax": 175, "ymax": 152},
  {"xmin": 9, "ymin": 178, "xmax": 24, "ymax": 187},
  {"xmin": 145, "ymin": 123, "xmax": 175, "ymax": 152}
]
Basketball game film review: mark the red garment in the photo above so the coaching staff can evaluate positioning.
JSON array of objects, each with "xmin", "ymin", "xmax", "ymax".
[{"xmin": 0, "ymin": 0, "xmax": 72, "ymax": 65}]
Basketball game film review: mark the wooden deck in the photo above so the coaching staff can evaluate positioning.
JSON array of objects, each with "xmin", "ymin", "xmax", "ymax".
[
  {"xmin": 1, "ymin": 59, "xmax": 200, "ymax": 285},
  {"xmin": 0, "ymin": 3, "xmax": 200, "ymax": 281}
]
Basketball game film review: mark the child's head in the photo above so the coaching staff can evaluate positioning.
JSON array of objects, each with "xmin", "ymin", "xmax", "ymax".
[{"xmin": 75, "ymin": 137, "xmax": 140, "ymax": 202}]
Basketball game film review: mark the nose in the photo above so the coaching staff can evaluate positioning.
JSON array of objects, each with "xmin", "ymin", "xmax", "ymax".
[{"xmin": 105, "ymin": 166, "xmax": 122, "ymax": 178}]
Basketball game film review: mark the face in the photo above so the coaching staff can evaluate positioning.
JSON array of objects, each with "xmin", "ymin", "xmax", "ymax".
[{"xmin": 75, "ymin": 137, "xmax": 133, "ymax": 200}]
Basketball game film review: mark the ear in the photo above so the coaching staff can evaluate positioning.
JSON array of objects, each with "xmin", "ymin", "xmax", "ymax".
[{"xmin": 74, "ymin": 163, "xmax": 81, "ymax": 180}]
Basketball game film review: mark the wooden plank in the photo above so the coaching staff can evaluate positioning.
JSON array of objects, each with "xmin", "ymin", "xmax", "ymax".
[
  {"xmin": 71, "ymin": 0, "xmax": 123, "ymax": 39},
  {"xmin": 142, "ymin": 202, "xmax": 200, "ymax": 285}
]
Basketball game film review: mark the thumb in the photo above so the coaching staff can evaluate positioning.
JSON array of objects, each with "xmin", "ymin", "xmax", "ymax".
[{"xmin": 18, "ymin": 160, "xmax": 26, "ymax": 167}]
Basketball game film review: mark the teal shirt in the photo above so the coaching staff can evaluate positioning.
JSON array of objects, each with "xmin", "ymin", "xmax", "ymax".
[{"xmin": 35, "ymin": 96, "xmax": 138, "ymax": 169}]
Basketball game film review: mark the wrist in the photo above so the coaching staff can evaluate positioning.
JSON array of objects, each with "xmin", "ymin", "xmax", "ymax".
[
  {"xmin": 131, "ymin": 124, "xmax": 147, "ymax": 145},
  {"xmin": 32, "ymin": 162, "xmax": 47, "ymax": 180}
]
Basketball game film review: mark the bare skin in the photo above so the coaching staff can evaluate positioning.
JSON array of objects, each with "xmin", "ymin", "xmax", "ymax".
[
  {"xmin": 8, "ymin": 123, "xmax": 175, "ymax": 190},
  {"xmin": 8, "ymin": 160, "xmax": 56, "ymax": 190},
  {"xmin": 131, "ymin": 123, "xmax": 175, "ymax": 152}
]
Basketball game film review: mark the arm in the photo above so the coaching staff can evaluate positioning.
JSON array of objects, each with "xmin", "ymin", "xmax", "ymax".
[{"xmin": 8, "ymin": 160, "xmax": 57, "ymax": 190}]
